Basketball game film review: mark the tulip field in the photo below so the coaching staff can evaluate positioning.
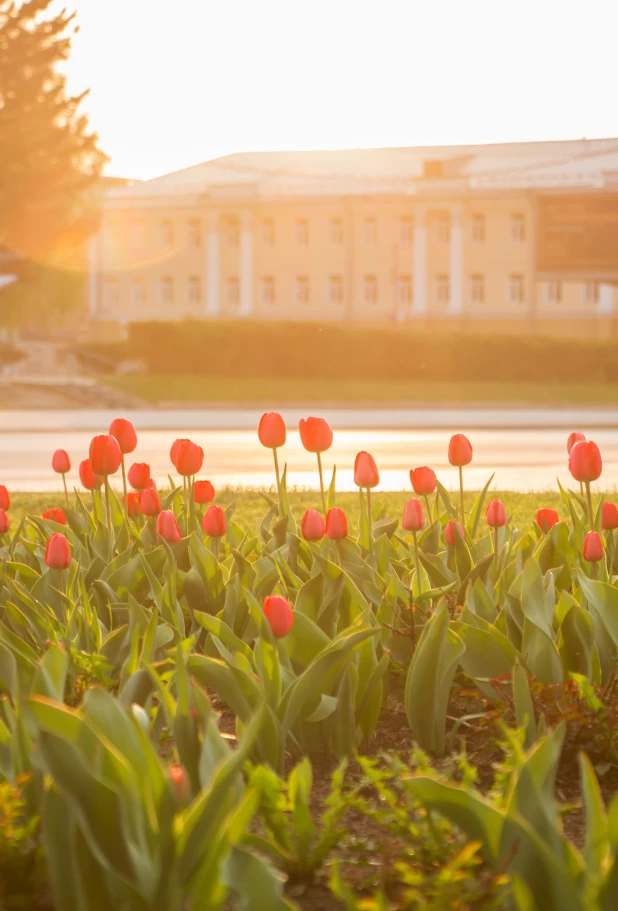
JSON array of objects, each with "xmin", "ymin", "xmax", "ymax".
[{"xmin": 1, "ymin": 415, "xmax": 618, "ymax": 910}]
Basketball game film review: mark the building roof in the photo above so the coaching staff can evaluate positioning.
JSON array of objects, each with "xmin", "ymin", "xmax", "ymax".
[{"xmin": 106, "ymin": 138, "xmax": 618, "ymax": 202}]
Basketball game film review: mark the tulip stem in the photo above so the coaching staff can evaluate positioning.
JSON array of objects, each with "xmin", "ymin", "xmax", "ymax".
[
  {"xmin": 458, "ymin": 466, "xmax": 465, "ymax": 525},
  {"xmin": 273, "ymin": 448, "xmax": 282, "ymax": 510},
  {"xmin": 424, "ymin": 494, "xmax": 431, "ymax": 522},
  {"xmin": 62, "ymin": 473, "xmax": 69, "ymax": 507},
  {"xmin": 609, "ymin": 531, "xmax": 615, "ymax": 577},
  {"xmin": 120, "ymin": 456, "xmax": 129, "ymax": 519},
  {"xmin": 336, "ymin": 539, "xmax": 343, "ymax": 568},
  {"xmin": 104, "ymin": 476, "xmax": 113, "ymax": 557},
  {"xmin": 183, "ymin": 476, "xmax": 189, "ymax": 535},
  {"xmin": 211, "ymin": 536, "xmax": 219, "ymax": 562},
  {"xmin": 494, "ymin": 526, "xmax": 499, "ymax": 568},
  {"xmin": 317, "ymin": 452, "xmax": 326, "ymax": 514},
  {"xmin": 412, "ymin": 530, "xmax": 421, "ymax": 594},
  {"xmin": 366, "ymin": 487, "xmax": 373, "ymax": 547},
  {"xmin": 585, "ymin": 481, "xmax": 595, "ymax": 532},
  {"xmin": 408, "ymin": 578, "xmax": 416, "ymax": 649}
]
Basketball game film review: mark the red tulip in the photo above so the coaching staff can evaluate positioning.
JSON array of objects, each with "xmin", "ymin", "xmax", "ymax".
[
  {"xmin": 299, "ymin": 417, "xmax": 333, "ymax": 453},
  {"xmin": 202, "ymin": 505, "xmax": 227, "ymax": 538},
  {"xmin": 0, "ymin": 486, "xmax": 10, "ymax": 511},
  {"xmin": 147, "ymin": 477, "xmax": 157, "ymax": 490},
  {"xmin": 583, "ymin": 531, "xmax": 603, "ymax": 563},
  {"xmin": 325, "ymin": 507, "xmax": 348, "ymax": 540},
  {"xmin": 156, "ymin": 510, "xmax": 181, "ymax": 544},
  {"xmin": 486, "ymin": 499, "xmax": 507, "ymax": 528},
  {"xmin": 301, "ymin": 509, "xmax": 325, "ymax": 541},
  {"xmin": 139, "ymin": 487, "xmax": 161, "ymax": 516},
  {"xmin": 567, "ymin": 431, "xmax": 586, "ymax": 455},
  {"xmin": 0, "ymin": 508, "xmax": 9, "ymax": 535},
  {"xmin": 354, "ymin": 452, "xmax": 379, "ymax": 489},
  {"xmin": 173, "ymin": 439, "xmax": 204, "ymax": 477},
  {"xmin": 193, "ymin": 480, "xmax": 215, "ymax": 504},
  {"xmin": 45, "ymin": 533, "xmax": 71, "ymax": 569},
  {"xmin": 602, "ymin": 502, "xmax": 618, "ymax": 531},
  {"xmin": 43, "ymin": 507, "xmax": 67, "ymax": 526},
  {"xmin": 263, "ymin": 595, "xmax": 294, "ymax": 639},
  {"xmin": 169, "ymin": 766, "xmax": 190, "ymax": 805},
  {"xmin": 448, "ymin": 434, "xmax": 473, "ymax": 467},
  {"xmin": 124, "ymin": 492, "xmax": 140, "ymax": 518},
  {"xmin": 569, "ymin": 440, "xmax": 602, "ymax": 483},
  {"xmin": 128, "ymin": 462, "xmax": 151, "ymax": 491},
  {"xmin": 89, "ymin": 435, "xmax": 122, "ymax": 476},
  {"xmin": 52, "ymin": 449, "xmax": 71, "ymax": 474},
  {"xmin": 444, "ymin": 519, "xmax": 465, "ymax": 546},
  {"xmin": 109, "ymin": 418, "xmax": 138, "ymax": 455},
  {"xmin": 258, "ymin": 412, "xmax": 286, "ymax": 449},
  {"xmin": 79, "ymin": 459, "xmax": 101, "ymax": 490},
  {"xmin": 410, "ymin": 467, "xmax": 437, "ymax": 495},
  {"xmin": 536, "ymin": 508, "xmax": 559, "ymax": 533},
  {"xmin": 402, "ymin": 498, "xmax": 424, "ymax": 532}
]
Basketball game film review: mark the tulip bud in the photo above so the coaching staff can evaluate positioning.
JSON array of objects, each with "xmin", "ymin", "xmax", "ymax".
[
  {"xmin": 52, "ymin": 449, "xmax": 71, "ymax": 474},
  {"xmin": 45, "ymin": 533, "xmax": 71, "ymax": 569},
  {"xmin": 193, "ymin": 480, "xmax": 215, "ymax": 504},
  {"xmin": 79, "ymin": 459, "xmax": 101, "ymax": 491},
  {"xmin": 536, "ymin": 508, "xmax": 560, "ymax": 533},
  {"xmin": 0, "ymin": 486, "xmax": 10, "ymax": 511},
  {"xmin": 169, "ymin": 766, "xmax": 190, "ymax": 806},
  {"xmin": 109, "ymin": 418, "xmax": 138, "ymax": 455},
  {"xmin": 486, "ymin": 499, "xmax": 507, "ymax": 528},
  {"xmin": 354, "ymin": 451, "xmax": 380, "ymax": 489},
  {"xmin": 258, "ymin": 412, "xmax": 287, "ymax": 449},
  {"xmin": 410, "ymin": 467, "xmax": 437, "ymax": 495},
  {"xmin": 202, "ymin": 505, "xmax": 227, "ymax": 538},
  {"xmin": 583, "ymin": 531, "xmax": 604, "ymax": 563},
  {"xmin": 602, "ymin": 502, "xmax": 618, "ymax": 531},
  {"xmin": 301, "ymin": 509, "xmax": 325, "ymax": 541},
  {"xmin": 131, "ymin": 704, "xmax": 150, "ymax": 737},
  {"xmin": 298, "ymin": 417, "xmax": 333, "ymax": 453},
  {"xmin": 444, "ymin": 519, "xmax": 465, "ymax": 546},
  {"xmin": 128, "ymin": 462, "xmax": 151, "ymax": 491},
  {"xmin": 567, "ymin": 431, "xmax": 586, "ymax": 455},
  {"xmin": 139, "ymin": 487, "xmax": 161, "ymax": 516},
  {"xmin": 89, "ymin": 434, "xmax": 122, "ymax": 476},
  {"xmin": 263, "ymin": 595, "xmax": 294, "ymax": 638},
  {"xmin": 325, "ymin": 507, "xmax": 348, "ymax": 540},
  {"xmin": 569, "ymin": 440, "xmax": 602, "ymax": 483},
  {"xmin": 156, "ymin": 510, "xmax": 181, "ymax": 544},
  {"xmin": 43, "ymin": 507, "xmax": 67, "ymax": 526},
  {"xmin": 448, "ymin": 434, "xmax": 473, "ymax": 467},
  {"xmin": 0, "ymin": 508, "xmax": 9, "ymax": 535},
  {"xmin": 173, "ymin": 439, "xmax": 204, "ymax": 477},
  {"xmin": 124, "ymin": 492, "xmax": 140, "ymax": 518},
  {"xmin": 402, "ymin": 498, "xmax": 424, "ymax": 532}
]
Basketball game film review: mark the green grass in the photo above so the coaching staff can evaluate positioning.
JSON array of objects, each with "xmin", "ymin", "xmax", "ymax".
[
  {"xmin": 106, "ymin": 374, "xmax": 618, "ymax": 407},
  {"xmin": 10, "ymin": 489, "xmax": 564, "ymax": 534}
]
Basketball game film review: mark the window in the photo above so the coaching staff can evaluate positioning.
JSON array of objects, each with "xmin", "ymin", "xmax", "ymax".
[
  {"xmin": 296, "ymin": 275, "xmax": 309, "ymax": 305},
  {"xmin": 364, "ymin": 217, "xmax": 377, "ymax": 245},
  {"xmin": 400, "ymin": 217, "xmax": 414, "ymax": 246},
  {"xmin": 261, "ymin": 220, "xmax": 275, "ymax": 247},
  {"xmin": 130, "ymin": 279, "xmax": 146, "ymax": 308},
  {"xmin": 187, "ymin": 276, "xmax": 201, "ymax": 306},
  {"xmin": 160, "ymin": 277, "xmax": 174, "ymax": 306},
  {"xmin": 508, "ymin": 274, "xmax": 524, "ymax": 305},
  {"xmin": 470, "ymin": 274, "xmax": 485, "ymax": 305},
  {"xmin": 188, "ymin": 219, "xmax": 201, "ymax": 247},
  {"xmin": 436, "ymin": 274, "xmax": 450, "ymax": 306},
  {"xmin": 585, "ymin": 282, "xmax": 600, "ymax": 306},
  {"xmin": 261, "ymin": 276, "xmax": 275, "ymax": 305},
  {"xmin": 330, "ymin": 218, "xmax": 344, "ymax": 245},
  {"xmin": 436, "ymin": 218, "xmax": 450, "ymax": 244},
  {"xmin": 398, "ymin": 274, "xmax": 413, "ymax": 306},
  {"xmin": 471, "ymin": 215, "xmax": 485, "ymax": 244},
  {"xmin": 363, "ymin": 275, "xmax": 378, "ymax": 305},
  {"xmin": 226, "ymin": 220, "xmax": 240, "ymax": 248},
  {"xmin": 329, "ymin": 275, "xmax": 344, "ymax": 305},
  {"xmin": 103, "ymin": 279, "xmax": 119, "ymax": 309},
  {"xmin": 227, "ymin": 277, "xmax": 240, "ymax": 308},
  {"xmin": 546, "ymin": 281, "xmax": 562, "ymax": 304},
  {"xmin": 160, "ymin": 220, "xmax": 173, "ymax": 248},
  {"xmin": 296, "ymin": 220, "xmax": 309, "ymax": 246},
  {"xmin": 510, "ymin": 214, "xmax": 525, "ymax": 243}
]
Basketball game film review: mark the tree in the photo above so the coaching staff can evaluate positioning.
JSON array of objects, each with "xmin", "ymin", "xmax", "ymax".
[{"xmin": 0, "ymin": 0, "xmax": 107, "ymax": 328}]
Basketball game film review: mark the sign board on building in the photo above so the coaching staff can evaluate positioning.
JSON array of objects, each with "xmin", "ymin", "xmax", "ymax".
[{"xmin": 537, "ymin": 194, "xmax": 618, "ymax": 279}]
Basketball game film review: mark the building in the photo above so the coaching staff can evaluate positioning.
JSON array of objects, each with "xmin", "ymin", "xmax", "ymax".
[{"xmin": 91, "ymin": 139, "xmax": 618, "ymax": 336}]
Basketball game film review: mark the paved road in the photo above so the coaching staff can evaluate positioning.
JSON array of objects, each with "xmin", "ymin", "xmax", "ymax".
[{"xmin": 0, "ymin": 409, "xmax": 616, "ymax": 492}]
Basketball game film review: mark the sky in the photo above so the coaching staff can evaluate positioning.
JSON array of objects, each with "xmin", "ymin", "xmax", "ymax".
[{"xmin": 54, "ymin": 0, "xmax": 618, "ymax": 182}]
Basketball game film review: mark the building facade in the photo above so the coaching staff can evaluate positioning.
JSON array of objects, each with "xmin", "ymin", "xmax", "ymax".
[{"xmin": 91, "ymin": 140, "xmax": 618, "ymax": 336}]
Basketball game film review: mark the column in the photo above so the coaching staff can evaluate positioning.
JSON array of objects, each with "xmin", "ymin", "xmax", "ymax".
[
  {"xmin": 206, "ymin": 211, "xmax": 220, "ymax": 317},
  {"xmin": 598, "ymin": 283, "xmax": 614, "ymax": 315},
  {"xmin": 239, "ymin": 209, "xmax": 253, "ymax": 317},
  {"xmin": 449, "ymin": 205, "xmax": 464, "ymax": 316},
  {"xmin": 88, "ymin": 234, "xmax": 99, "ymax": 317},
  {"xmin": 413, "ymin": 207, "xmax": 427, "ymax": 316}
]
